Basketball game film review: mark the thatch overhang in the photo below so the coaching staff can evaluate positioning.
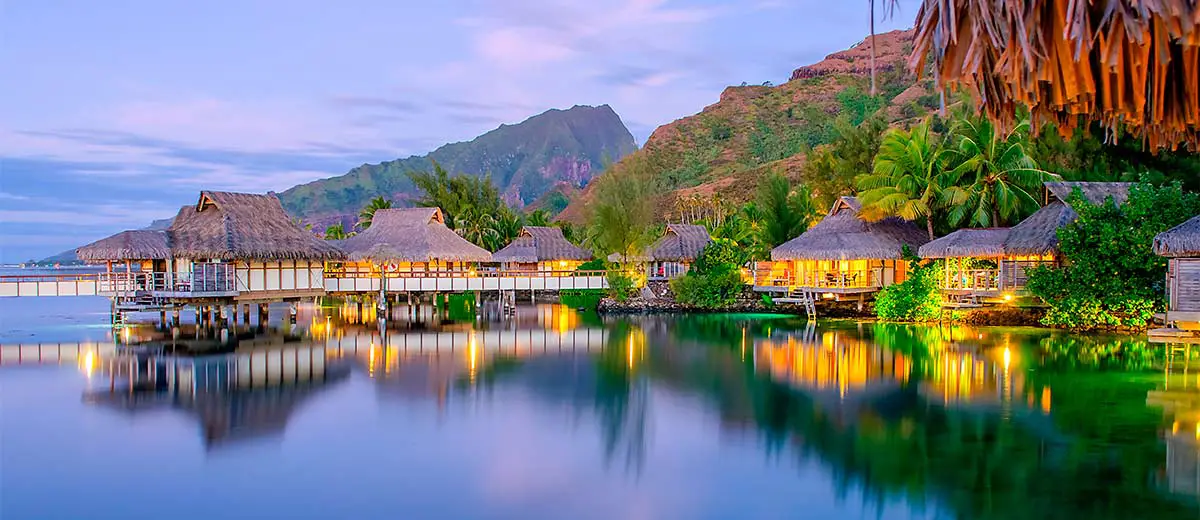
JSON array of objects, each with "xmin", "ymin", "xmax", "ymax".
[
  {"xmin": 646, "ymin": 224, "xmax": 712, "ymax": 262},
  {"xmin": 491, "ymin": 226, "xmax": 591, "ymax": 263},
  {"xmin": 168, "ymin": 191, "xmax": 345, "ymax": 261},
  {"xmin": 1155, "ymin": 216, "xmax": 1200, "ymax": 258},
  {"xmin": 918, "ymin": 228, "xmax": 1010, "ymax": 259},
  {"xmin": 76, "ymin": 229, "xmax": 171, "ymax": 262},
  {"xmin": 911, "ymin": 0, "xmax": 1200, "ymax": 150},
  {"xmin": 339, "ymin": 207, "xmax": 491, "ymax": 263},
  {"xmin": 1003, "ymin": 182, "xmax": 1134, "ymax": 256},
  {"xmin": 772, "ymin": 196, "xmax": 929, "ymax": 261}
]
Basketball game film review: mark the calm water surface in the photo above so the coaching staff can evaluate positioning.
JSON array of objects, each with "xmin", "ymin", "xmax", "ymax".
[{"xmin": 2, "ymin": 290, "xmax": 1199, "ymax": 519}]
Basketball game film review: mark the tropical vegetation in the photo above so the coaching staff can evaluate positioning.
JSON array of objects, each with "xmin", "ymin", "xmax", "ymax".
[
  {"xmin": 356, "ymin": 196, "xmax": 393, "ymax": 230},
  {"xmin": 1027, "ymin": 183, "xmax": 1200, "ymax": 331},
  {"xmin": 671, "ymin": 239, "xmax": 749, "ymax": 309}
]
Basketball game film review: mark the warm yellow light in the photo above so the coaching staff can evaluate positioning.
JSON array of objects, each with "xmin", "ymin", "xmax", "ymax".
[
  {"xmin": 559, "ymin": 260, "xmax": 567, "ymax": 268},
  {"xmin": 822, "ymin": 292, "xmax": 835, "ymax": 299},
  {"xmin": 1003, "ymin": 293, "xmax": 1013, "ymax": 302},
  {"xmin": 1002, "ymin": 347, "xmax": 1011, "ymax": 370},
  {"xmin": 81, "ymin": 350, "xmax": 96, "ymax": 377}
]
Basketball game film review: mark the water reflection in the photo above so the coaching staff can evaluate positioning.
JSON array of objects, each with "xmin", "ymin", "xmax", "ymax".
[{"xmin": 5, "ymin": 305, "xmax": 1200, "ymax": 519}]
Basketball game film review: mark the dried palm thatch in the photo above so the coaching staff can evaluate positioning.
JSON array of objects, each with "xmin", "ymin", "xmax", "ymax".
[
  {"xmin": 76, "ymin": 229, "xmax": 171, "ymax": 262},
  {"xmin": 911, "ymin": 0, "xmax": 1200, "ymax": 150},
  {"xmin": 1155, "ymin": 215, "xmax": 1200, "ymax": 257},
  {"xmin": 339, "ymin": 207, "xmax": 492, "ymax": 263},
  {"xmin": 918, "ymin": 228, "xmax": 1010, "ymax": 258},
  {"xmin": 646, "ymin": 224, "xmax": 712, "ymax": 262},
  {"xmin": 169, "ymin": 191, "xmax": 345, "ymax": 261},
  {"xmin": 491, "ymin": 226, "xmax": 591, "ymax": 263},
  {"xmin": 773, "ymin": 197, "xmax": 929, "ymax": 261},
  {"xmin": 1003, "ymin": 181, "xmax": 1132, "ymax": 255}
]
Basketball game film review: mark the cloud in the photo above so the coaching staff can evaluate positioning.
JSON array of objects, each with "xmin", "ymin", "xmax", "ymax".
[{"xmin": 328, "ymin": 95, "xmax": 423, "ymax": 115}]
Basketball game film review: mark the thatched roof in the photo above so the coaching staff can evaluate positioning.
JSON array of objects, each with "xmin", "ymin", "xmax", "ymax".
[
  {"xmin": 918, "ymin": 228, "xmax": 1009, "ymax": 259},
  {"xmin": 491, "ymin": 226, "xmax": 591, "ymax": 263},
  {"xmin": 646, "ymin": 224, "xmax": 711, "ymax": 262},
  {"xmin": 339, "ymin": 207, "xmax": 491, "ymax": 263},
  {"xmin": 1004, "ymin": 182, "xmax": 1134, "ymax": 256},
  {"xmin": 1045, "ymin": 182, "xmax": 1133, "ymax": 206},
  {"xmin": 1155, "ymin": 216, "xmax": 1200, "ymax": 258},
  {"xmin": 169, "ymin": 191, "xmax": 345, "ymax": 261},
  {"xmin": 772, "ymin": 197, "xmax": 929, "ymax": 261},
  {"xmin": 76, "ymin": 229, "xmax": 171, "ymax": 262},
  {"xmin": 911, "ymin": 0, "xmax": 1200, "ymax": 150}
]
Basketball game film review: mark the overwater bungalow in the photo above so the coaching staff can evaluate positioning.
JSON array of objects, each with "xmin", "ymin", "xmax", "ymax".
[
  {"xmin": 491, "ymin": 226, "xmax": 591, "ymax": 273},
  {"xmin": 328, "ymin": 207, "xmax": 492, "ymax": 292},
  {"xmin": 642, "ymin": 224, "xmax": 712, "ymax": 280},
  {"xmin": 918, "ymin": 228, "xmax": 1011, "ymax": 302},
  {"xmin": 1153, "ymin": 215, "xmax": 1200, "ymax": 334},
  {"xmin": 166, "ymin": 191, "xmax": 345, "ymax": 299},
  {"xmin": 997, "ymin": 181, "xmax": 1132, "ymax": 291},
  {"xmin": 757, "ymin": 196, "xmax": 928, "ymax": 298},
  {"xmin": 76, "ymin": 229, "xmax": 171, "ymax": 274}
]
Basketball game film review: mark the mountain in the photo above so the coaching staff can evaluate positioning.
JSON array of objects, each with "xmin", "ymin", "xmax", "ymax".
[
  {"xmin": 279, "ymin": 104, "xmax": 638, "ymax": 228},
  {"xmin": 558, "ymin": 29, "xmax": 937, "ymax": 223}
]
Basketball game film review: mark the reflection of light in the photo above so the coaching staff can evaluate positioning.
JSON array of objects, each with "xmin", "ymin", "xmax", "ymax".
[
  {"xmin": 628, "ymin": 334, "xmax": 635, "ymax": 369},
  {"xmin": 81, "ymin": 350, "xmax": 95, "ymax": 377},
  {"xmin": 468, "ymin": 334, "xmax": 478, "ymax": 382},
  {"xmin": 368, "ymin": 343, "xmax": 377, "ymax": 377},
  {"xmin": 1002, "ymin": 347, "xmax": 1011, "ymax": 370}
]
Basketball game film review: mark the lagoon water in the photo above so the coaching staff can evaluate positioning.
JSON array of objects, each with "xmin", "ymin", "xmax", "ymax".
[{"xmin": 2, "ymin": 292, "xmax": 1199, "ymax": 519}]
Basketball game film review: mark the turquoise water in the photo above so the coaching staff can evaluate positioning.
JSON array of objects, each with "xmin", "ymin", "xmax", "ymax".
[{"xmin": 1, "ymin": 296, "xmax": 1198, "ymax": 519}]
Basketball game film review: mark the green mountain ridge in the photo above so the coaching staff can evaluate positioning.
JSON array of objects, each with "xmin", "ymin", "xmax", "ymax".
[{"xmin": 279, "ymin": 104, "xmax": 638, "ymax": 228}]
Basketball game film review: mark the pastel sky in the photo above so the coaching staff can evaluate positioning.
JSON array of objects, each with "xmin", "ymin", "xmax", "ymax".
[{"xmin": 0, "ymin": 0, "xmax": 916, "ymax": 262}]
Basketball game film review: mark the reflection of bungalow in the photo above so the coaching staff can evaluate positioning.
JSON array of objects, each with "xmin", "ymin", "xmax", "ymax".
[
  {"xmin": 1154, "ymin": 215, "xmax": 1200, "ymax": 333},
  {"xmin": 757, "ymin": 197, "xmax": 928, "ymax": 298},
  {"xmin": 491, "ymin": 226, "xmax": 591, "ymax": 272},
  {"xmin": 641, "ymin": 224, "xmax": 712, "ymax": 280},
  {"xmin": 336, "ymin": 208, "xmax": 492, "ymax": 277}
]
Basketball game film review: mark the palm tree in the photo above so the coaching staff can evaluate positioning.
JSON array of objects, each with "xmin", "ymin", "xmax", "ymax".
[
  {"xmin": 525, "ymin": 209, "xmax": 551, "ymax": 227},
  {"xmin": 454, "ymin": 206, "xmax": 501, "ymax": 250},
  {"xmin": 324, "ymin": 223, "xmax": 348, "ymax": 240},
  {"xmin": 756, "ymin": 172, "xmax": 819, "ymax": 249},
  {"xmin": 946, "ymin": 116, "xmax": 1054, "ymax": 227},
  {"xmin": 858, "ymin": 120, "xmax": 952, "ymax": 240},
  {"xmin": 357, "ymin": 196, "xmax": 392, "ymax": 230}
]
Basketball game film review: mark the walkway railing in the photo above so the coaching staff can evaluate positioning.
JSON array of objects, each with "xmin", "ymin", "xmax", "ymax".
[
  {"xmin": 325, "ymin": 268, "xmax": 611, "ymax": 279},
  {"xmin": 944, "ymin": 269, "xmax": 1001, "ymax": 292},
  {"xmin": 754, "ymin": 268, "xmax": 883, "ymax": 290}
]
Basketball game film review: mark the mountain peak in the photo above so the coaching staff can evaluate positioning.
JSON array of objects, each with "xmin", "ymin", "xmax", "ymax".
[{"xmin": 278, "ymin": 104, "xmax": 637, "ymax": 228}]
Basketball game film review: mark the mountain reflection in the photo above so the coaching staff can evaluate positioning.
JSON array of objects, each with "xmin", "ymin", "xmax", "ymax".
[{"xmin": 6, "ymin": 305, "xmax": 1200, "ymax": 519}]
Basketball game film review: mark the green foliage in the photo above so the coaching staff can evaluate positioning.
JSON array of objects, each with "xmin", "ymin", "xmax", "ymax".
[
  {"xmin": 1027, "ymin": 183, "xmax": 1200, "ymax": 331},
  {"xmin": 560, "ymin": 289, "xmax": 605, "ymax": 310},
  {"xmin": 606, "ymin": 271, "xmax": 638, "ymax": 302},
  {"xmin": 577, "ymin": 258, "xmax": 607, "ymax": 271},
  {"xmin": 755, "ymin": 172, "xmax": 819, "ymax": 248},
  {"xmin": 671, "ymin": 268, "xmax": 745, "ymax": 309},
  {"xmin": 943, "ymin": 114, "xmax": 1049, "ymax": 227},
  {"xmin": 408, "ymin": 162, "xmax": 509, "ymax": 226},
  {"xmin": 1032, "ymin": 121, "xmax": 1200, "ymax": 191},
  {"xmin": 525, "ymin": 209, "xmax": 551, "ymax": 227},
  {"xmin": 323, "ymin": 223, "xmax": 348, "ymax": 240},
  {"xmin": 858, "ymin": 120, "xmax": 952, "ymax": 240},
  {"xmin": 804, "ymin": 117, "xmax": 886, "ymax": 208},
  {"xmin": 357, "ymin": 196, "xmax": 393, "ymax": 229},
  {"xmin": 670, "ymin": 239, "xmax": 748, "ymax": 309},
  {"xmin": 874, "ymin": 259, "xmax": 942, "ymax": 322},
  {"xmin": 836, "ymin": 86, "xmax": 886, "ymax": 126},
  {"xmin": 586, "ymin": 155, "xmax": 660, "ymax": 262}
]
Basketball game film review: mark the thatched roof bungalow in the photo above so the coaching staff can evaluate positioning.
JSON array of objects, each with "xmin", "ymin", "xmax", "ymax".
[
  {"xmin": 761, "ymin": 197, "xmax": 928, "ymax": 294},
  {"xmin": 1155, "ymin": 216, "xmax": 1200, "ymax": 328},
  {"xmin": 492, "ymin": 226, "xmax": 591, "ymax": 271},
  {"xmin": 1003, "ymin": 182, "xmax": 1133, "ymax": 257},
  {"xmin": 77, "ymin": 229, "xmax": 170, "ymax": 263},
  {"xmin": 640, "ymin": 224, "xmax": 712, "ymax": 280},
  {"xmin": 169, "ymin": 191, "xmax": 344, "ymax": 261},
  {"xmin": 339, "ymin": 208, "xmax": 491, "ymax": 265},
  {"xmin": 918, "ymin": 228, "xmax": 1009, "ymax": 260}
]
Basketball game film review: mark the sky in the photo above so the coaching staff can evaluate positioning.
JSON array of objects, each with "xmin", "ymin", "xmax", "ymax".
[{"xmin": 0, "ymin": 0, "xmax": 916, "ymax": 263}]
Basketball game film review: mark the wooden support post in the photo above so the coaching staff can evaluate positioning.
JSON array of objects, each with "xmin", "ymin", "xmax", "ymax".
[
  {"xmin": 159, "ymin": 310, "xmax": 167, "ymax": 328},
  {"xmin": 172, "ymin": 309, "xmax": 180, "ymax": 327},
  {"xmin": 194, "ymin": 306, "xmax": 202, "ymax": 326},
  {"xmin": 242, "ymin": 304, "xmax": 250, "ymax": 324}
]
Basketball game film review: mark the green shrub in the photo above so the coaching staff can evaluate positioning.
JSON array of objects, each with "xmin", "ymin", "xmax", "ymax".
[
  {"xmin": 671, "ymin": 268, "xmax": 744, "ymax": 309},
  {"xmin": 875, "ymin": 259, "xmax": 941, "ymax": 322},
  {"xmin": 606, "ymin": 271, "xmax": 638, "ymax": 302},
  {"xmin": 561, "ymin": 289, "xmax": 605, "ymax": 310},
  {"xmin": 576, "ymin": 258, "xmax": 607, "ymax": 272}
]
